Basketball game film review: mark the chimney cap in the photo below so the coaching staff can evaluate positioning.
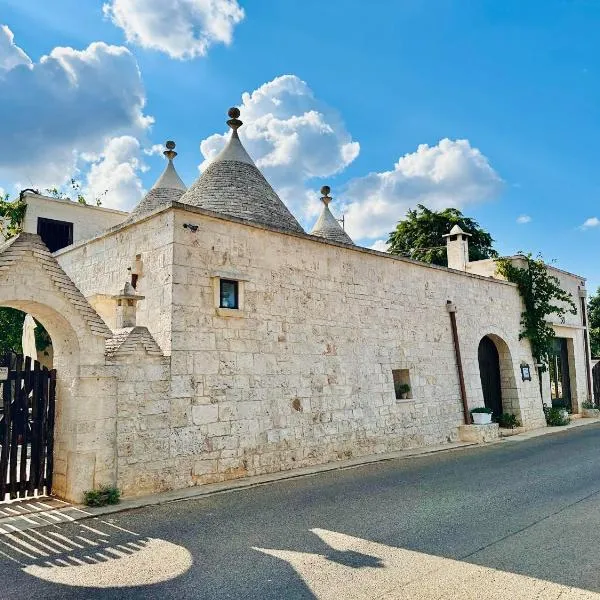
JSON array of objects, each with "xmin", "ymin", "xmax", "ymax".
[{"xmin": 442, "ymin": 224, "xmax": 472, "ymax": 238}]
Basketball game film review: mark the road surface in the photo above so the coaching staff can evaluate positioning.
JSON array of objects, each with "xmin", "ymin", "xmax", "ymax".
[{"xmin": 2, "ymin": 424, "xmax": 600, "ymax": 598}]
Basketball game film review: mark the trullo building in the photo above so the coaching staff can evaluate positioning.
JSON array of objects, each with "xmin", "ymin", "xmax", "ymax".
[{"xmin": 0, "ymin": 108, "xmax": 592, "ymax": 501}]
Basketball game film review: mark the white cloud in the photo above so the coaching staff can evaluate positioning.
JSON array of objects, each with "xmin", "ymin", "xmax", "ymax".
[
  {"xmin": 103, "ymin": 0, "xmax": 244, "ymax": 59},
  {"xmin": 199, "ymin": 75, "xmax": 360, "ymax": 219},
  {"xmin": 83, "ymin": 136, "xmax": 147, "ymax": 210},
  {"xmin": 581, "ymin": 217, "xmax": 600, "ymax": 229},
  {"xmin": 369, "ymin": 239, "xmax": 389, "ymax": 252},
  {"xmin": 0, "ymin": 26, "xmax": 152, "ymax": 189},
  {"xmin": 0, "ymin": 25, "xmax": 31, "ymax": 72},
  {"xmin": 516, "ymin": 214, "xmax": 531, "ymax": 224},
  {"xmin": 340, "ymin": 139, "xmax": 502, "ymax": 241}
]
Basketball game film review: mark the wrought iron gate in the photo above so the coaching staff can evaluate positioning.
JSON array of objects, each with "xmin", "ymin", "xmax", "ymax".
[{"xmin": 0, "ymin": 353, "xmax": 55, "ymax": 501}]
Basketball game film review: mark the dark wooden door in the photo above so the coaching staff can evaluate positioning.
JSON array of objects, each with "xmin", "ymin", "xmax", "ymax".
[
  {"xmin": 0, "ymin": 353, "xmax": 55, "ymax": 501},
  {"xmin": 478, "ymin": 337, "xmax": 503, "ymax": 419}
]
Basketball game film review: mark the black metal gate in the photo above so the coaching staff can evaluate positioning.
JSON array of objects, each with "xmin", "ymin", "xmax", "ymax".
[{"xmin": 0, "ymin": 353, "xmax": 55, "ymax": 501}]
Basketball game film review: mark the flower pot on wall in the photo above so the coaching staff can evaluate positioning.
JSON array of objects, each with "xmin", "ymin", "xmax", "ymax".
[{"xmin": 472, "ymin": 412, "xmax": 492, "ymax": 425}]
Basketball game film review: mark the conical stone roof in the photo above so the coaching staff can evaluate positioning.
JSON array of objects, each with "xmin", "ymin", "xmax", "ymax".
[
  {"xmin": 310, "ymin": 186, "xmax": 354, "ymax": 245},
  {"xmin": 128, "ymin": 141, "xmax": 186, "ymax": 221},
  {"xmin": 179, "ymin": 108, "xmax": 304, "ymax": 234}
]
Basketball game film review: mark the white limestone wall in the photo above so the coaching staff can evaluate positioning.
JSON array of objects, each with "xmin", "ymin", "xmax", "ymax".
[
  {"xmin": 56, "ymin": 211, "xmax": 175, "ymax": 354},
  {"xmin": 22, "ymin": 193, "xmax": 127, "ymax": 244},
  {"xmin": 137, "ymin": 209, "xmax": 545, "ymax": 493}
]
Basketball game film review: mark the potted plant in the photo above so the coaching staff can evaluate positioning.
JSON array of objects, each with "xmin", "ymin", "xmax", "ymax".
[
  {"xmin": 581, "ymin": 401, "xmax": 600, "ymax": 418},
  {"xmin": 471, "ymin": 406, "xmax": 493, "ymax": 425},
  {"xmin": 396, "ymin": 383, "xmax": 411, "ymax": 400},
  {"xmin": 498, "ymin": 412, "xmax": 521, "ymax": 429}
]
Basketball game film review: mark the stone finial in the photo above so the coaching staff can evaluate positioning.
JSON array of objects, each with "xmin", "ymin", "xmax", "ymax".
[
  {"xmin": 164, "ymin": 140, "xmax": 177, "ymax": 161},
  {"xmin": 320, "ymin": 185, "xmax": 332, "ymax": 207},
  {"xmin": 227, "ymin": 107, "xmax": 243, "ymax": 131}
]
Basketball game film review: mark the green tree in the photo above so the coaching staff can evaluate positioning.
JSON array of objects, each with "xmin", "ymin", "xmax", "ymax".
[
  {"xmin": 0, "ymin": 308, "xmax": 51, "ymax": 355},
  {"xmin": 587, "ymin": 288, "xmax": 600, "ymax": 358},
  {"xmin": 387, "ymin": 204, "xmax": 498, "ymax": 266}
]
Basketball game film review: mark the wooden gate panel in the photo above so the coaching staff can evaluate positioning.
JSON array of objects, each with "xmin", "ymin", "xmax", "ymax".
[{"xmin": 0, "ymin": 353, "xmax": 56, "ymax": 501}]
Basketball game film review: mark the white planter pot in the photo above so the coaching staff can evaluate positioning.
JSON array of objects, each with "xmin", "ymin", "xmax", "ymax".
[{"xmin": 472, "ymin": 412, "xmax": 492, "ymax": 425}]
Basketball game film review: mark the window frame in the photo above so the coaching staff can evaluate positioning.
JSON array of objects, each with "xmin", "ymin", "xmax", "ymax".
[{"xmin": 219, "ymin": 279, "xmax": 239, "ymax": 310}]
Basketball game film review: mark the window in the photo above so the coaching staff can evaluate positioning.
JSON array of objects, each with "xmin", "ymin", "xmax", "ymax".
[
  {"xmin": 219, "ymin": 279, "xmax": 239, "ymax": 309},
  {"xmin": 392, "ymin": 369, "xmax": 412, "ymax": 400},
  {"xmin": 37, "ymin": 217, "xmax": 73, "ymax": 252}
]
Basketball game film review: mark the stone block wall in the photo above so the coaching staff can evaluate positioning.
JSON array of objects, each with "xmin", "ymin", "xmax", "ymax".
[{"xmin": 57, "ymin": 211, "xmax": 175, "ymax": 354}]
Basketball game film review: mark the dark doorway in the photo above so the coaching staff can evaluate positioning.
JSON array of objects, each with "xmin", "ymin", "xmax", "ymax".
[
  {"xmin": 549, "ymin": 337, "xmax": 572, "ymax": 411},
  {"xmin": 478, "ymin": 336, "xmax": 503, "ymax": 419},
  {"xmin": 37, "ymin": 217, "xmax": 73, "ymax": 252}
]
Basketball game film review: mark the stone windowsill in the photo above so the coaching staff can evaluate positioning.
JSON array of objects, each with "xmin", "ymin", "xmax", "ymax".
[
  {"xmin": 216, "ymin": 307, "xmax": 246, "ymax": 318},
  {"xmin": 396, "ymin": 398, "xmax": 415, "ymax": 404}
]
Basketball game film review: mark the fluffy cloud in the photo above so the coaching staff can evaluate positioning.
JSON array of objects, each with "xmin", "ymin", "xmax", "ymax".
[
  {"xmin": 83, "ymin": 136, "xmax": 148, "ymax": 210},
  {"xmin": 340, "ymin": 139, "xmax": 502, "ymax": 241},
  {"xmin": 0, "ymin": 25, "xmax": 152, "ymax": 190},
  {"xmin": 103, "ymin": 0, "xmax": 244, "ymax": 59},
  {"xmin": 581, "ymin": 217, "xmax": 600, "ymax": 229},
  {"xmin": 369, "ymin": 239, "xmax": 389, "ymax": 252},
  {"xmin": 0, "ymin": 25, "xmax": 31, "ymax": 71},
  {"xmin": 199, "ymin": 75, "xmax": 360, "ymax": 218},
  {"xmin": 516, "ymin": 214, "xmax": 531, "ymax": 224}
]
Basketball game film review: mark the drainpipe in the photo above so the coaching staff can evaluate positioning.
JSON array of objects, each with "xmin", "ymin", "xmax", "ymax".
[
  {"xmin": 579, "ymin": 286, "xmax": 593, "ymax": 403},
  {"xmin": 447, "ymin": 300, "xmax": 470, "ymax": 424}
]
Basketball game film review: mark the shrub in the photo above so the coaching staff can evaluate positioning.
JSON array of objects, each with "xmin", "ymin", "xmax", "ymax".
[
  {"xmin": 498, "ymin": 413, "xmax": 521, "ymax": 429},
  {"xmin": 83, "ymin": 485, "xmax": 121, "ymax": 507},
  {"xmin": 471, "ymin": 407, "xmax": 493, "ymax": 414},
  {"xmin": 396, "ymin": 383, "xmax": 411, "ymax": 395},
  {"xmin": 582, "ymin": 401, "xmax": 597, "ymax": 410},
  {"xmin": 544, "ymin": 406, "xmax": 570, "ymax": 427}
]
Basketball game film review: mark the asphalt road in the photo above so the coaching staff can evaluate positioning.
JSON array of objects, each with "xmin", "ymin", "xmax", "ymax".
[{"xmin": 2, "ymin": 425, "xmax": 600, "ymax": 599}]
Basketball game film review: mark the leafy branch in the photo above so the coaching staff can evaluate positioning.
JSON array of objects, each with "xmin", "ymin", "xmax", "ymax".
[
  {"xmin": 496, "ymin": 253, "xmax": 576, "ymax": 371},
  {"xmin": 0, "ymin": 193, "xmax": 27, "ymax": 240}
]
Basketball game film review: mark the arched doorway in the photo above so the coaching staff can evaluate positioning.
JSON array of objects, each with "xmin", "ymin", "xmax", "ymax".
[{"xmin": 478, "ymin": 336, "xmax": 503, "ymax": 418}]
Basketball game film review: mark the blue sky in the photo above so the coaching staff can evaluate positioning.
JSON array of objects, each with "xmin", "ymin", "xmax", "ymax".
[{"xmin": 2, "ymin": 0, "xmax": 600, "ymax": 289}]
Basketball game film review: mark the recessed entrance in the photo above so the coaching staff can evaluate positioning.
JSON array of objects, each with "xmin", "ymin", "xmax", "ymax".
[
  {"xmin": 549, "ymin": 337, "xmax": 572, "ymax": 411},
  {"xmin": 478, "ymin": 336, "xmax": 503, "ymax": 419}
]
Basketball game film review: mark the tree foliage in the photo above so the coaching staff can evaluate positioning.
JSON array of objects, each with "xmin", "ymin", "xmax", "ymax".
[
  {"xmin": 0, "ymin": 308, "xmax": 51, "ymax": 355},
  {"xmin": 0, "ymin": 193, "xmax": 27, "ymax": 239},
  {"xmin": 387, "ymin": 204, "xmax": 498, "ymax": 266},
  {"xmin": 496, "ymin": 253, "xmax": 577, "ymax": 370},
  {"xmin": 587, "ymin": 288, "xmax": 600, "ymax": 358}
]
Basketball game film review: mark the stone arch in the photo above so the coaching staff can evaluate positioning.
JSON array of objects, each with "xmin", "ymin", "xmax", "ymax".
[
  {"xmin": 478, "ymin": 333, "xmax": 520, "ymax": 420},
  {"xmin": 0, "ymin": 234, "xmax": 114, "ymax": 500}
]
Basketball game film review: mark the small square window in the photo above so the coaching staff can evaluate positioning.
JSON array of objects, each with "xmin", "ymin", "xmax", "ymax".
[
  {"xmin": 219, "ymin": 279, "xmax": 239, "ymax": 309},
  {"xmin": 392, "ymin": 369, "xmax": 412, "ymax": 400}
]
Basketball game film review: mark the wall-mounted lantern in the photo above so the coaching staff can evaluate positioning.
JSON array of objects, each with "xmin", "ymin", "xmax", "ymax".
[{"xmin": 520, "ymin": 363, "xmax": 532, "ymax": 381}]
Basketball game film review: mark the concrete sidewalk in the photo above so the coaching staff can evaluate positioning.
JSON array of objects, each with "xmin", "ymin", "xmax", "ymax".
[{"xmin": 1, "ymin": 416, "xmax": 598, "ymax": 537}]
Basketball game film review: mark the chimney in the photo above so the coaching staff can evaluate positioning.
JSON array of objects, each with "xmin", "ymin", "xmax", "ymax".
[
  {"xmin": 442, "ymin": 224, "xmax": 471, "ymax": 271},
  {"xmin": 112, "ymin": 281, "xmax": 144, "ymax": 329}
]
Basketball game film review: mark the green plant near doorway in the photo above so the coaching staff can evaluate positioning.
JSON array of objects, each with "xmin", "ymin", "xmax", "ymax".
[
  {"xmin": 543, "ymin": 406, "xmax": 570, "ymax": 426},
  {"xmin": 495, "ymin": 253, "xmax": 577, "ymax": 372},
  {"xmin": 498, "ymin": 413, "xmax": 521, "ymax": 429}
]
